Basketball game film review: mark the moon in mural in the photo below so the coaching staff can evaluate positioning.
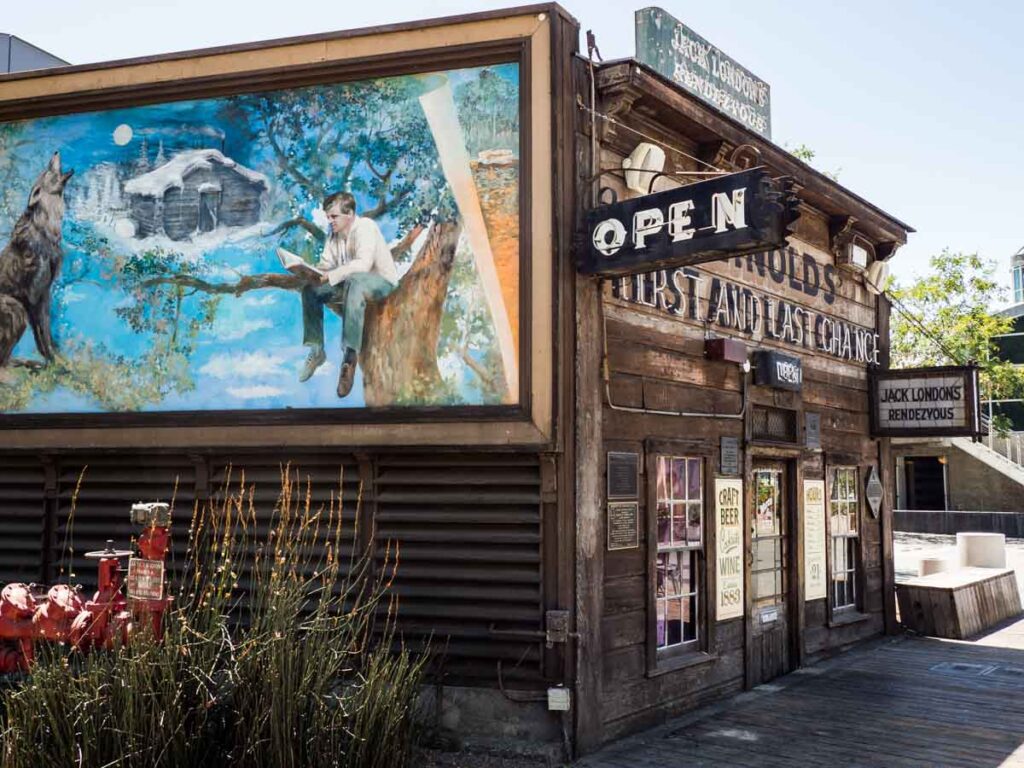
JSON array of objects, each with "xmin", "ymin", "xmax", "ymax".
[{"xmin": 113, "ymin": 124, "xmax": 134, "ymax": 146}]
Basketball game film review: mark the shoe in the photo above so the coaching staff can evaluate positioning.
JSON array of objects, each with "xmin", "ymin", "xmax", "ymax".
[
  {"xmin": 337, "ymin": 348, "xmax": 357, "ymax": 398},
  {"xmin": 298, "ymin": 346, "xmax": 326, "ymax": 382}
]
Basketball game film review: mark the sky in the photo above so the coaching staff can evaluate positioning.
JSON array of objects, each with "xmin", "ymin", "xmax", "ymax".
[{"xmin": 5, "ymin": 0, "xmax": 1023, "ymax": 304}]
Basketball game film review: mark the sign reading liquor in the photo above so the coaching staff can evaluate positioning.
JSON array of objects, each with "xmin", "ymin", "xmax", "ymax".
[
  {"xmin": 871, "ymin": 366, "xmax": 982, "ymax": 437},
  {"xmin": 635, "ymin": 7, "xmax": 771, "ymax": 139},
  {"xmin": 581, "ymin": 168, "xmax": 797, "ymax": 277}
]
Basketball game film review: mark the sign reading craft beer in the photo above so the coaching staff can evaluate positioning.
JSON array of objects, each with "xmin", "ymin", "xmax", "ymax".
[
  {"xmin": 581, "ymin": 168, "xmax": 797, "ymax": 277},
  {"xmin": 871, "ymin": 366, "xmax": 982, "ymax": 437}
]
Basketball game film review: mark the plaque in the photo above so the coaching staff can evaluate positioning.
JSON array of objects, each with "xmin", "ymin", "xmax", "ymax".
[
  {"xmin": 805, "ymin": 412, "xmax": 821, "ymax": 450},
  {"xmin": 607, "ymin": 502, "xmax": 639, "ymax": 550},
  {"xmin": 607, "ymin": 452, "xmax": 639, "ymax": 499},
  {"xmin": 127, "ymin": 558, "xmax": 164, "ymax": 601},
  {"xmin": 720, "ymin": 436, "xmax": 740, "ymax": 475}
]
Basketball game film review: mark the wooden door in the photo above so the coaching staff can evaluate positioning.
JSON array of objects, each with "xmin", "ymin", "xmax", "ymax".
[{"xmin": 748, "ymin": 462, "xmax": 795, "ymax": 685}]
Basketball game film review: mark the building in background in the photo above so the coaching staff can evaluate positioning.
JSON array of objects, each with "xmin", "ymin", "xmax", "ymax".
[
  {"xmin": 0, "ymin": 34, "xmax": 67, "ymax": 74},
  {"xmin": 989, "ymin": 245, "xmax": 1024, "ymax": 430}
]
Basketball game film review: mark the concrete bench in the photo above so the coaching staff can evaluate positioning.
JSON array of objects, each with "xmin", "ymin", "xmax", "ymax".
[{"xmin": 896, "ymin": 567, "xmax": 1022, "ymax": 639}]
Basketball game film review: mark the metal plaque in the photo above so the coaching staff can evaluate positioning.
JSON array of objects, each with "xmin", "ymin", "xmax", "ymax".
[
  {"xmin": 720, "ymin": 436, "xmax": 740, "ymax": 475},
  {"xmin": 805, "ymin": 412, "xmax": 821, "ymax": 449},
  {"xmin": 635, "ymin": 7, "xmax": 772, "ymax": 139},
  {"xmin": 607, "ymin": 502, "xmax": 640, "ymax": 550},
  {"xmin": 127, "ymin": 557, "xmax": 164, "ymax": 601},
  {"xmin": 865, "ymin": 466, "xmax": 883, "ymax": 520},
  {"xmin": 580, "ymin": 168, "xmax": 798, "ymax": 277},
  {"xmin": 607, "ymin": 451, "xmax": 639, "ymax": 499}
]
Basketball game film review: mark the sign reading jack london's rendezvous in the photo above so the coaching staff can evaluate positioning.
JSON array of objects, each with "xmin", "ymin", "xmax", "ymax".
[
  {"xmin": 871, "ymin": 366, "xmax": 982, "ymax": 438},
  {"xmin": 580, "ymin": 168, "xmax": 797, "ymax": 277},
  {"xmin": 635, "ymin": 7, "xmax": 771, "ymax": 139}
]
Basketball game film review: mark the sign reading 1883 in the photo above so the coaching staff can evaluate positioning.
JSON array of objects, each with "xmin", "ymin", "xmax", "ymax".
[{"xmin": 635, "ymin": 7, "xmax": 772, "ymax": 139}]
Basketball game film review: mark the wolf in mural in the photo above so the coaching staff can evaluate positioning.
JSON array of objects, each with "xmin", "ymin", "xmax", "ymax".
[{"xmin": 0, "ymin": 152, "xmax": 73, "ymax": 372}]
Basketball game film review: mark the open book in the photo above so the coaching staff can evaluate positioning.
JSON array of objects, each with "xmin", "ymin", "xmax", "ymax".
[{"xmin": 276, "ymin": 247, "xmax": 325, "ymax": 281}]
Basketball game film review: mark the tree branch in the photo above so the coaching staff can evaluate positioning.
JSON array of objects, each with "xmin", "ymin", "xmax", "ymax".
[
  {"xmin": 262, "ymin": 111, "xmax": 317, "ymax": 197},
  {"xmin": 142, "ymin": 272, "xmax": 309, "ymax": 296},
  {"xmin": 390, "ymin": 224, "xmax": 424, "ymax": 258},
  {"xmin": 363, "ymin": 187, "xmax": 412, "ymax": 220},
  {"xmin": 266, "ymin": 217, "xmax": 326, "ymax": 242}
]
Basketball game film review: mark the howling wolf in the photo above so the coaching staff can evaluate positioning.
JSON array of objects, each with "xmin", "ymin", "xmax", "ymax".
[{"xmin": 0, "ymin": 152, "xmax": 73, "ymax": 371}]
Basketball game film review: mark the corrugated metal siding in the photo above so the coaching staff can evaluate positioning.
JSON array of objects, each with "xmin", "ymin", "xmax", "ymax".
[
  {"xmin": 0, "ymin": 458, "xmax": 46, "ymax": 584},
  {"xmin": 0, "ymin": 450, "xmax": 546, "ymax": 688},
  {"xmin": 374, "ymin": 454, "xmax": 544, "ymax": 687}
]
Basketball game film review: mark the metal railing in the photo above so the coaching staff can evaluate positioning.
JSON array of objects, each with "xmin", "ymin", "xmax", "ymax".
[{"xmin": 983, "ymin": 428, "xmax": 1024, "ymax": 469}]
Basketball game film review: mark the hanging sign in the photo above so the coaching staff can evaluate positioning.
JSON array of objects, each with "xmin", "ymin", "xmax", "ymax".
[
  {"xmin": 871, "ymin": 366, "xmax": 981, "ymax": 437},
  {"xmin": 753, "ymin": 349, "xmax": 802, "ymax": 391},
  {"xmin": 635, "ymin": 7, "xmax": 772, "ymax": 139},
  {"xmin": 580, "ymin": 168, "xmax": 798, "ymax": 277},
  {"xmin": 714, "ymin": 478, "xmax": 744, "ymax": 621},
  {"xmin": 802, "ymin": 480, "xmax": 827, "ymax": 601}
]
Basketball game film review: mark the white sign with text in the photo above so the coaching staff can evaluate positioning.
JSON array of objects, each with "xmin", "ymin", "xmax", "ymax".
[
  {"xmin": 715, "ymin": 478, "xmax": 745, "ymax": 621},
  {"xmin": 803, "ymin": 480, "xmax": 827, "ymax": 601}
]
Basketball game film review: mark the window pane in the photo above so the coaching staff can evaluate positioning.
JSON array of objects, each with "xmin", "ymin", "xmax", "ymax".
[
  {"xmin": 666, "ymin": 598, "xmax": 682, "ymax": 645},
  {"xmin": 672, "ymin": 502, "xmax": 688, "ymax": 544},
  {"xmin": 656, "ymin": 552, "xmax": 668, "ymax": 596},
  {"xmin": 656, "ymin": 457, "xmax": 669, "ymax": 501},
  {"xmin": 686, "ymin": 502, "xmax": 702, "ymax": 546},
  {"xmin": 657, "ymin": 502, "xmax": 671, "ymax": 545},
  {"xmin": 656, "ymin": 599, "xmax": 666, "ymax": 647},
  {"xmin": 671, "ymin": 458, "xmax": 686, "ymax": 500},
  {"xmin": 687, "ymin": 459, "xmax": 701, "ymax": 500},
  {"xmin": 683, "ymin": 593, "xmax": 697, "ymax": 642}
]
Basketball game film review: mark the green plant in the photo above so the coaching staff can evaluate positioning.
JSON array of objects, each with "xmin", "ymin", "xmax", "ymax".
[{"xmin": 0, "ymin": 467, "xmax": 425, "ymax": 768}]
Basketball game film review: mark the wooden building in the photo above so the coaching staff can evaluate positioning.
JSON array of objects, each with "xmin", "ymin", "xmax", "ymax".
[
  {"xmin": 124, "ymin": 149, "xmax": 268, "ymax": 239},
  {"xmin": 0, "ymin": 4, "xmax": 911, "ymax": 758}
]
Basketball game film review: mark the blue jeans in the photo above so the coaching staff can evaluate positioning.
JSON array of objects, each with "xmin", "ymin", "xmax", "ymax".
[{"xmin": 300, "ymin": 272, "xmax": 396, "ymax": 353}]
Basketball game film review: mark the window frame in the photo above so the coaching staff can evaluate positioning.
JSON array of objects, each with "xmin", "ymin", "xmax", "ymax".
[
  {"xmin": 644, "ymin": 440, "xmax": 713, "ymax": 672},
  {"xmin": 827, "ymin": 465, "xmax": 862, "ymax": 616}
]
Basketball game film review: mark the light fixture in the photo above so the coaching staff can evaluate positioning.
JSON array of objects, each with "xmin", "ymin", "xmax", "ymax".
[
  {"xmin": 864, "ymin": 259, "xmax": 889, "ymax": 295},
  {"xmin": 622, "ymin": 142, "xmax": 666, "ymax": 195}
]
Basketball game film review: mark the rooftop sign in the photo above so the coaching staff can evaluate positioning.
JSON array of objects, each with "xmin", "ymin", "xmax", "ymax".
[{"xmin": 635, "ymin": 7, "xmax": 772, "ymax": 139}]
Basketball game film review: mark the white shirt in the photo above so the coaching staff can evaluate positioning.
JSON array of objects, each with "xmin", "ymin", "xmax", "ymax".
[{"xmin": 317, "ymin": 216, "xmax": 399, "ymax": 287}]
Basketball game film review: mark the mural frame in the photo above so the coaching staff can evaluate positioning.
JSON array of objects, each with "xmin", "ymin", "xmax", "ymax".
[{"xmin": 0, "ymin": 8, "xmax": 563, "ymax": 447}]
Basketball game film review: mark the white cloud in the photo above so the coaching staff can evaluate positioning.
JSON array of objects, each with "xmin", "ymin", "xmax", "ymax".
[
  {"xmin": 242, "ymin": 294, "xmax": 277, "ymax": 307},
  {"xmin": 211, "ymin": 318, "xmax": 273, "ymax": 341},
  {"xmin": 227, "ymin": 385, "xmax": 286, "ymax": 399},
  {"xmin": 200, "ymin": 350, "xmax": 286, "ymax": 380}
]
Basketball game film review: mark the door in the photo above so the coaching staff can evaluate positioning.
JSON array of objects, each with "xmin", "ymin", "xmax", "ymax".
[
  {"xmin": 198, "ymin": 190, "xmax": 221, "ymax": 232},
  {"xmin": 749, "ymin": 462, "xmax": 795, "ymax": 685}
]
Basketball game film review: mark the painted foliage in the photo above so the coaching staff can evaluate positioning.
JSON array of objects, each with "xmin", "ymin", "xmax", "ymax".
[{"xmin": 0, "ymin": 63, "xmax": 521, "ymax": 414}]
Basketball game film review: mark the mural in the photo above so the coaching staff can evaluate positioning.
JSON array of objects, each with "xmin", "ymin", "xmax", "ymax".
[{"xmin": 0, "ymin": 63, "xmax": 521, "ymax": 414}]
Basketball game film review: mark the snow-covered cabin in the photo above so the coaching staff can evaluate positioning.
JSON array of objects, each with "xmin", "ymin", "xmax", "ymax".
[{"xmin": 123, "ymin": 149, "xmax": 268, "ymax": 240}]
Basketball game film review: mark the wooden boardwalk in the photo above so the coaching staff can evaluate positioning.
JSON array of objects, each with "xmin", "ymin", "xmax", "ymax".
[{"xmin": 578, "ymin": 619, "xmax": 1024, "ymax": 767}]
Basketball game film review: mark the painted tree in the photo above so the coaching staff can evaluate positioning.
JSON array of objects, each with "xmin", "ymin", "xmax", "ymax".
[{"xmin": 888, "ymin": 249, "xmax": 1024, "ymax": 433}]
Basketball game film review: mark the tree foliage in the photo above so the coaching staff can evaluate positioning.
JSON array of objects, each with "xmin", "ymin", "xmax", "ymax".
[{"xmin": 888, "ymin": 249, "xmax": 1024, "ymax": 432}]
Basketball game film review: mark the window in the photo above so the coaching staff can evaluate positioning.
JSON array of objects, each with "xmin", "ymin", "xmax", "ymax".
[
  {"xmin": 1014, "ymin": 265, "xmax": 1023, "ymax": 305},
  {"xmin": 654, "ymin": 456, "xmax": 703, "ymax": 650},
  {"xmin": 829, "ymin": 467, "xmax": 859, "ymax": 612}
]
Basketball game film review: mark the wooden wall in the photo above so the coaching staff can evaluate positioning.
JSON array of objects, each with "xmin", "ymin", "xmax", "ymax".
[{"xmin": 589, "ymin": 138, "xmax": 892, "ymax": 740}]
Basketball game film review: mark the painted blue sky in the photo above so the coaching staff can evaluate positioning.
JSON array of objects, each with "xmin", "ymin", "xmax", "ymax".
[
  {"xmin": 7, "ymin": 0, "xmax": 1021, "ymax": 305},
  {"xmin": 0, "ymin": 63, "xmax": 520, "ymax": 414}
]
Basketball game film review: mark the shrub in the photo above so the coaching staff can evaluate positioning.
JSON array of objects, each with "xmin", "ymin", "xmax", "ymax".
[{"xmin": 0, "ymin": 467, "xmax": 425, "ymax": 768}]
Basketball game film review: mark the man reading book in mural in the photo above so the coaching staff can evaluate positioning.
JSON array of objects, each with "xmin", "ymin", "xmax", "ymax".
[{"xmin": 296, "ymin": 191, "xmax": 398, "ymax": 397}]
